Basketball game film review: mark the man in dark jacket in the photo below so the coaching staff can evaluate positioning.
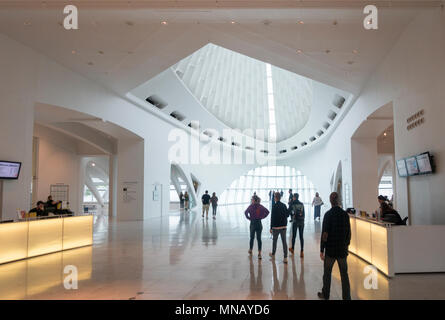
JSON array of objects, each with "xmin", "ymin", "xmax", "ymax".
[
  {"xmin": 289, "ymin": 193, "xmax": 305, "ymax": 258},
  {"xmin": 318, "ymin": 192, "xmax": 351, "ymax": 300},
  {"xmin": 269, "ymin": 192, "xmax": 289, "ymax": 263}
]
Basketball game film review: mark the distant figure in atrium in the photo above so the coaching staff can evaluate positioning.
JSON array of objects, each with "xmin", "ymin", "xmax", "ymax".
[
  {"xmin": 210, "ymin": 192, "xmax": 218, "ymax": 220},
  {"xmin": 312, "ymin": 192, "xmax": 324, "ymax": 221}
]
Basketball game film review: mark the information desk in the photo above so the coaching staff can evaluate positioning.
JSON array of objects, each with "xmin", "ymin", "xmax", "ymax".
[
  {"xmin": 349, "ymin": 215, "xmax": 445, "ymax": 277},
  {"xmin": 0, "ymin": 215, "xmax": 93, "ymax": 265}
]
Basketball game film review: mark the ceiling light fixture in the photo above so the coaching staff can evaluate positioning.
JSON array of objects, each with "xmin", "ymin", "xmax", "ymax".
[
  {"xmin": 91, "ymin": 163, "xmax": 96, "ymax": 167},
  {"xmin": 296, "ymin": 49, "xmax": 302, "ymax": 54},
  {"xmin": 87, "ymin": 62, "xmax": 94, "ymax": 66},
  {"xmin": 325, "ymin": 49, "xmax": 331, "ymax": 54},
  {"xmin": 98, "ymin": 50, "xmax": 104, "ymax": 55},
  {"xmin": 24, "ymin": 21, "xmax": 31, "ymax": 26},
  {"xmin": 384, "ymin": 132, "xmax": 387, "ymax": 137},
  {"xmin": 71, "ymin": 50, "xmax": 77, "ymax": 54},
  {"xmin": 230, "ymin": 21, "xmax": 236, "ymax": 24},
  {"xmin": 161, "ymin": 21, "xmax": 168, "ymax": 25},
  {"xmin": 352, "ymin": 49, "xmax": 358, "ymax": 54},
  {"xmin": 297, "ymin": 20, "xmax": 304, "ymax": 24}
]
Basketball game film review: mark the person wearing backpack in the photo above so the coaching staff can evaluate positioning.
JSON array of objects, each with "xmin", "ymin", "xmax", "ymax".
[{"xmin": 289, "ymin": 193, "xmax": 305, "ymax": 258}]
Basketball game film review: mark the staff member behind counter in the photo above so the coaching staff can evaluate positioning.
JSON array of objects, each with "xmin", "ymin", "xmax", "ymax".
[{"xmin": 29, "ymin": 201, "xmax": 48, "ymax": 217}]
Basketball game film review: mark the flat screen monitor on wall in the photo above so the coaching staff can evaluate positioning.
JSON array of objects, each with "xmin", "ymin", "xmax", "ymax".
[
  {"xmin": 396, "ymin": 159, "xmax": 408, "ymax": 177},
  {"xmin": 405, "ymin": 156, "xmax": 419, "ymax": 176},
  {"xmin": 0, "ymin": 161, "xmax": 22, "ymax": 180},
  {"xmin": 416, "ymin": 152, "xmax": 433, "ymax": 174}
]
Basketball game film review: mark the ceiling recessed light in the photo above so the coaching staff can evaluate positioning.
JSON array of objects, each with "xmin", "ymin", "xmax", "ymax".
[
  {"xmin": 352, "ymin": 49, "xmax": 359, "ymax": 54},
  {"xmin": 125, "ymin": 21, "xmax": 134, "ymax": 26},
  {"xmin": 230, "ymin": 21, "xmax": 236, "ymax": 24},
  {"xmin": 325, "ymin": 49, "xmax": 331, "ymax": 54},
  {"xmin": 87, "ymin": 62, "xmax": 94, "ymax": 66},
  {"xmin": 24, "ymin": 21, "xmax": 31, "ymax": 26},
  {"xmin": 98, "ymin": 50, "xmax": 104, "ymax": 55},
  {"xmin": 71, "ymin": 50, "xmax": 77, "ymax": 54},
  {"xmin": 384, "ymin": 132, "xmax": 387, "ymax": 137},
  {"xmin": 296, "ymin": 49, "xmax": 302, "ymax": 54},
  {"xmin": 297, "ymin": 20, "xmax": 304, "ymax": 24},
  {"xmin": 161, "ymin": 21, "xmax": 168, "ymax": 25},
  {"xmin": 91, "ymin": 162, "xmax": 96, "ymax": 167},
  {"xmin": 347, "ymin": 60, "xmax": 354, "ymax": 65}
]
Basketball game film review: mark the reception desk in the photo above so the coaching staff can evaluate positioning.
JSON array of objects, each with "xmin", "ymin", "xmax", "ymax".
[
  {"xmin": 349, "ymin": 215, "xmax": 445, "ymax": 277},
  {"xmin": 0, "ymin": 215, "xmax": 93, "ymax": 265}
]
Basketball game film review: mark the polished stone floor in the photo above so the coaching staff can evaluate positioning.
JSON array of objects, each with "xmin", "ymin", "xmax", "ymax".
[{"xmin": 1, "ymin": 204, "xmax": 445, "ymax": 300}]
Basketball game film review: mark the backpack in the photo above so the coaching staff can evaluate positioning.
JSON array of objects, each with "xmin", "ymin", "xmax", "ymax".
[{"xmin": 292, "ymin": 202, "xmax": 305, "ymax": 221}]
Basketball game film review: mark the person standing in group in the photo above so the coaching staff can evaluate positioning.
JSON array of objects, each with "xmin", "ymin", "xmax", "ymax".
[
  {"xmin": 245, "ymin": 195, "xmax": 270, "ymax": 259},
  {"xmin": 271, "ymin": 191, "xmax": 276, "ymax": 206},
  {"xmin": 280, "ymin": 190, "xmax": 284, "ymax": 198},
  {"xmin": 269, "ymin": 192, "xmax": 289, "ymax": 263},
  {"xmin": 184, "ymin": 191, "xmax": 190, "ymax": 211},
  {"xmin": 179, "ymin": 191, "xmax": 185, "ymax": 209},
  {"xmin": 312, "ymin": 192, "xmax": 324, "ymax": 221},
  {"xmin": 201, "ymin": 190, "xmax": 211, "ymax": 219},
  {"xmin": 289, "ymin": 193, "xmax": 305, "ymax": 258},
  {"xmin": 318, "ymin": 192, "xmax": 351, "ymax": 300},
  {"xmin": 210, "ymin": 192, "xmax": 218, "ymax": 220},
  {"xmin": 269, "ymin": 190, "xmax": 272, "ymax": 202},
  {"xmin": 287, "ymin": 189, "xmax": 293, "ymax": 206}
]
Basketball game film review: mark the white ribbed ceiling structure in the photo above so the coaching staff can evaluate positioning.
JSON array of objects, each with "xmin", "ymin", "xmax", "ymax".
[{"xmin": 172, "ymin": 44, "xmax": 313, "ymax": 143}]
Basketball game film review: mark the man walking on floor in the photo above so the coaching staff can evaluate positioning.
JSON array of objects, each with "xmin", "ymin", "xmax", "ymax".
[
  {"xmin": 318, "ymin": 192, "xmax": 351, "ymax": 300},
  {"xmin": 269, "ymin": 192, "xmax": 289, "ymax": 263},
  {"xmin": 202, "ymin": 190, "xmax": 211, "ymax": 219}
]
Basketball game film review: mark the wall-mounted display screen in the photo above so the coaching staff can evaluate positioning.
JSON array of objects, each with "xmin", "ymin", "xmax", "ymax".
[
  {"xmin": 405, "ymin": 157, "xmax": 419, "ymax": 176},
  {"xmin": 396, "ymin": 159, "xmax": 408, "ymax": 177},
  {"xmin": 416, "ymin": 152, "xmax": 433, "ymax": 174},
  {"xmin": 0, "ymin": 161, "xmax": 22, "ymax": 179}
]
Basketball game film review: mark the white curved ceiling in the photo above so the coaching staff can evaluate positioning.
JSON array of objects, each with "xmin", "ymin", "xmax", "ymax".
[{"xmin": 173, "ymin": 43, "xmax": 312, "ymax": 142}]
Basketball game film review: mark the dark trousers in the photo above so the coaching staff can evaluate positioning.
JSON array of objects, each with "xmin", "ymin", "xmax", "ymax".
[
  {"xmin": 314, "ymin": 205, "xmax": 321, "ymax": 220},
  {"xmin": 249, "ymin": 220, "xmax": 263, "ymax": 251},
  {"xmin": 291, "ymin": 222, "xmax": 304, "ymax": 251},
  {"xmin": 272, "ymin": 228, "xmax": 288, "ymax": 258},
  {"xmin": 212, "ymin": 205, "xmax": 217, "ymax": 216},
  {"xmin": 322, "ymin": 255, "xmax": 351, "ymax": 300}
]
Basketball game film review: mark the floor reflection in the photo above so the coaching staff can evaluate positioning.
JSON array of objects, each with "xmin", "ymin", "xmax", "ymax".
[{"xmin": 0, "ymin": 246, "xmax": 92, "ymax": 299}]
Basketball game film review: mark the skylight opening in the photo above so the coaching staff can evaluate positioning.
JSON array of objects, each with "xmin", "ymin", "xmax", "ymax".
[{"xmin": 266, "ymin": 63, "xmax": 277, "ymax": 143}]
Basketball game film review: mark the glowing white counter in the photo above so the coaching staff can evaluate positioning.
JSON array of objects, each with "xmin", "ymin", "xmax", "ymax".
[
  {"xmin": 0, "ymin": 215, "xmax": 93, "ymax": 265},
  {"xmin": 349, "ymin": 215, "xmax": 445, "ymax": 277}
]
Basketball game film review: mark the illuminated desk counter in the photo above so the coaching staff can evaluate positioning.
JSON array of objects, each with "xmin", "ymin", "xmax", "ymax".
[
  {"xmin": 0, "ymin": 215, "xmax": 93, "ymax": 265},
  {"xmin": 349, "ymin": 215, "xmax": 445, "ymax": 277}
]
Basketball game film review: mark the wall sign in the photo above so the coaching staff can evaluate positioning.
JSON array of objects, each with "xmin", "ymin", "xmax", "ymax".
[{"xmin": 406, "ymin": 109, "xmax": 425, "ymax": 131}]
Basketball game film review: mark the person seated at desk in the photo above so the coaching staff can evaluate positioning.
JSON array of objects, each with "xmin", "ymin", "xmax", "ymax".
[
  {"xmin": 380, "ymin": 202, "xmax": 403, "ymax": 225},
  {"xmin": 46, "ymin": 195, "xmax": 61, "ymax": 208},
  {"xmin": 29, "ymin": 201, "xmax": 48, "ymax": 217}
]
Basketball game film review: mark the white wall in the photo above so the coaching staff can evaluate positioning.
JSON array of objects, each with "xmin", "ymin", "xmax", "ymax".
[{"xmin": 33, "ymin": 124, "xmax": 81, "ymax": 214}]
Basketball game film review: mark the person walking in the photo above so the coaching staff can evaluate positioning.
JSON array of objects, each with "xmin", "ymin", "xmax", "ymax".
[
  {"xmin": 312, "ymin": 192, "xmax": 324, "ymax": 221},
  {"xmin": 245, "ymin": 195, "xmax": 270, "ymax": 259},
  {"xmin": 202, "ymin": 190, "xmax": 211, "ymax": 219},
  {"xmin": 289, "ymin": 193, "xmax": 305, "ymax": 258},
  {"xmin": 184, "ymin": 191, "xmax": 190, "ymax": 211},
  {"xmin": 269, "ymin": 192, "xmax": 289, "ymax": 263},
  {"xmin": 210, "ymin": 192, "xmax": 218, "ymax": 220},
  {"xmin": 179, "ymin": 191, "xmax": 184, "ymax": 209},
  {"xmin": 318, "ymin": 192, "xmax": 351, "ymax": 300}
]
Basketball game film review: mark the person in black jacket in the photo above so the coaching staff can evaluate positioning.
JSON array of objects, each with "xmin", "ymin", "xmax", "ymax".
[
  {"xmin": 289, "ymin": 193, "xmax": 305, "ymax": 258},
  {"xmin": 318, "ymin": 192, "xmax": 351, "ymax": 300},
  {"xmin": 269, "ymin": 192, "xmax": 289, "ymax": 263}
]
